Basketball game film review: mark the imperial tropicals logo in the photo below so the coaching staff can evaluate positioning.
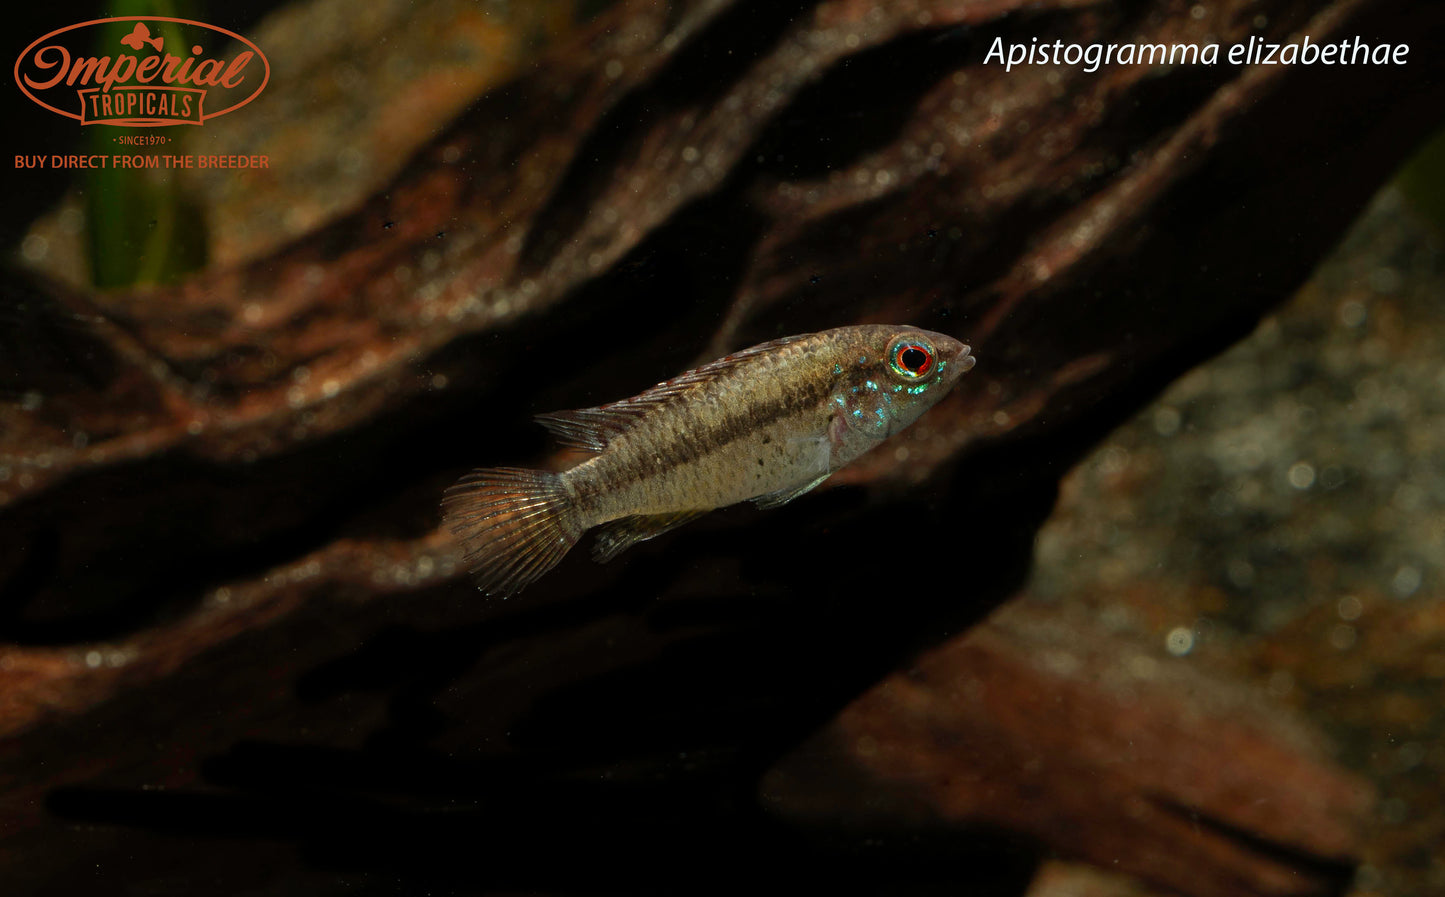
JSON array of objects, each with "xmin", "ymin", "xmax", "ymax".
[{"xmin": 15, "ymin": 16, "xmax": 269, "ymax": 126}]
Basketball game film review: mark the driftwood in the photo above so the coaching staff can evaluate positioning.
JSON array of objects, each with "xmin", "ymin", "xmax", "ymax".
[
  {"xmin": 764, "ymin": 600, "xmax": 1371, "ymax": 897},
  {"xmin": 1, "ymin": 0, "xmax": 1441, "ymax": 893}
]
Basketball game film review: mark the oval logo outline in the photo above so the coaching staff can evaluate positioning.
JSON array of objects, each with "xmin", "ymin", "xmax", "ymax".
[{"xmin": 14, "ymin": 16, "xmax": 270, "ymax": 125}]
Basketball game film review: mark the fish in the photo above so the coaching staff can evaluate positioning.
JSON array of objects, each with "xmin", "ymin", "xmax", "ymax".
[{"xmin": 442, "ymin": 324, "xmax": 976, "ymax": 596}]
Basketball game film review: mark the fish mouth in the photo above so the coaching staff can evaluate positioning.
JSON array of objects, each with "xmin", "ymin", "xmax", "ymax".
[{"xmin": 953, "ymin": 343, "xmax": 976, "ymax": 374}]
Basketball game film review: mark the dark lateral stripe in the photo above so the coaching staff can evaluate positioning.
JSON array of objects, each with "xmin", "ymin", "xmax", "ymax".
[
  {"xmin": 652, "ymin": 378, "xmax": 826, "ymax": 469},
  {"xmin": 681, "ymin": 376, "xmax": 831, "ymax": 463},
  {"xmin": 583, "ymin": 356, "xmax": 838, "ymax": 501}
]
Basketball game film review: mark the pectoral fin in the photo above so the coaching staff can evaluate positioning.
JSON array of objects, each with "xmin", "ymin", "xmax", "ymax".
[
  {"xmin": 592, "ymin": 510, "xmax": 709, "ymax": 563},
  {"xmin": 752, "ymin": 473, "xmax": 831, "ymax": 510}
]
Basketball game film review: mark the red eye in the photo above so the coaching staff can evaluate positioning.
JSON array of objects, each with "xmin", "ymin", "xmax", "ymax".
[{"xmin": 891, "ymin": 341, "xmax": 934, "ymax": 378}]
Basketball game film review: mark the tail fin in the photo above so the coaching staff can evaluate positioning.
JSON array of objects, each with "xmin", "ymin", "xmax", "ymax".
[{"xmin": 441, "ymin": 467, "xmax": 582, "ymax": 597}]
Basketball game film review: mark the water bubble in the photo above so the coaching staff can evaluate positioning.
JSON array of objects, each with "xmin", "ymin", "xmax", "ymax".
[
  {"xmin": 1152, "ymin": 406, "xmax": 1181, "ymax": 437},
  {"xmin": 1391, "ymin": 565, "xmax": 1422, "ymax": 598},
  {"xmin": 1338, "ymin": 298, "xmax": 1367, "ymax": 328},
  {"xmin": 1165, "ymin": 627, "xmax": 1194, "ymax": 656},
  {"xmin": 20, "ymin": 234, "xmax": 48, "ymax": 263},
  {"xmin": 1287, "ymin": 462, "xmax": 1316, "ymax": 490},
  {"xmin": 1127, "ymin": 654, "xmax": 1158, "ymax": 680},
  {"xmin": 58, "ymin": 205, "xmax": 84, "ymax": 234},
  {"xmin": 1397, "ymin": 741, "xmax": 1427, "ymax": 771},
  {"xmin": 1393, "ymin": 483, "xmax": 1424, "ymax": 512}
]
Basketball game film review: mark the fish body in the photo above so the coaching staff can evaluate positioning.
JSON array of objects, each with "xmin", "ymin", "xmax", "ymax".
[{"xmin": 443, "ymin": 324, "xmax": 975, "ymax": 595}]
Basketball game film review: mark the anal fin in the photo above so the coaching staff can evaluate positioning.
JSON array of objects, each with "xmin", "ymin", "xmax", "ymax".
[
  {"xmin": 592, "ymin": 510, "xmax": 708, "ymax": 563},
  {"xmin": 752, "ymin": 473, "xmax": 830, "ymax": 510}
]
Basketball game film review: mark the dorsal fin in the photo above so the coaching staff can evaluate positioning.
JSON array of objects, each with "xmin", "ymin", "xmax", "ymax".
[
  {"xmin": 534, "ymin": 409, "xmax": 632, "ymax": 453},
  {"xmin": 534, "ymin": 333, "xmax": 811, "ymax": 452}
]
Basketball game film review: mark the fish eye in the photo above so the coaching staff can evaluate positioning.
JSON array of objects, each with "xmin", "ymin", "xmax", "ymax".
[{"xmin": 889, "ymin": 340, "xmax": 935, "ymax": 379}]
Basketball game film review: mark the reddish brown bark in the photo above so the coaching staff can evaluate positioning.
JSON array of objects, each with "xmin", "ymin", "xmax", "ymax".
[{"xmin": 765, "ymin": 600, "xmax": 1371, "ymax": 897}]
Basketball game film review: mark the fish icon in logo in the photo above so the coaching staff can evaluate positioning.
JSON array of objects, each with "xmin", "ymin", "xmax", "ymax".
[{"xmin": 119, "ymin": 22, "xmax": 162, "ymax": 52}]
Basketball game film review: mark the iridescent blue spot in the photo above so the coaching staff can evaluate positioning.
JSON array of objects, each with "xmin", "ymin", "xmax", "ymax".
[
  {"xmin": 858, "ymin": 355, "xmax": 867, "ymax": 364},
  {"xmin": 833, "ymin": 363, "xmax": 843, "ymax": 375},
  {"xmin": 865, "ymin": 380, "xmax": 878, "ymax": 391},
  {"xmin": 851, "ymin": 409, "xmax": 863, "ymax": 418}
]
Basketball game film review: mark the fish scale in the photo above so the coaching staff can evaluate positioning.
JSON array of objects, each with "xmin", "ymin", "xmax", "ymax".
[{"xmin": 443, "ymin": 324, "xmax": 975, "ymax": 596}]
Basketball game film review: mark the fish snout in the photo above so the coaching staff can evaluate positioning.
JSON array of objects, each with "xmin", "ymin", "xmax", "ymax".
[
  {"xmin": 932, "ymin": 337, "xmax": 974, "ymax": 382},
  {"xmin": 953, "ymin": 342, "xmax": 976, "ymax": 375}
]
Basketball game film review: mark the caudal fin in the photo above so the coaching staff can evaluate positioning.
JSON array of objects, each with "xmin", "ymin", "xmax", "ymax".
[{"xmin": 441, "ymin": 467, "xmax": 582, "ymax": 596}]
